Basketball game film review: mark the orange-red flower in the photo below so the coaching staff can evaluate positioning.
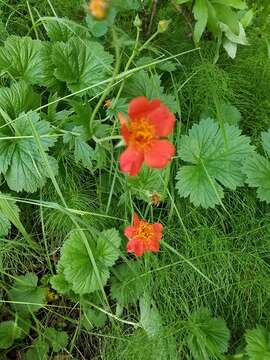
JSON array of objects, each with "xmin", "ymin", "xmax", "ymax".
[
  {"xmin": 124, "ymin": 213, "xmax": 163, "ymax": 257},
  {"xmin": 119, "ymin": 97, "xmax": 176, "ymax": 176},
  {"xmin": 88, "ymin": 0, "xmax": 108, "ymax": 20}
]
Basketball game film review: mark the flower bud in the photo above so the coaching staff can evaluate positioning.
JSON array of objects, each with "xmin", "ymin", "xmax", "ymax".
[
  {"xmin": 133, "ymin": 14, "xmax": 142, "ymax": 28},
  {"xmin": 157, "ymin": 20, "xmax": 170, "ymax": 33}
]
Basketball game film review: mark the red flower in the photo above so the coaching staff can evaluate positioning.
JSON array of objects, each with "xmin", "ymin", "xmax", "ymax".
[
  {"xmin": 119, "ymin": 97, "xmax": 176, "ymax": 176},
  {"xmin": 124, "ymin": 213, "xmax": 163, "ymax": 257}
]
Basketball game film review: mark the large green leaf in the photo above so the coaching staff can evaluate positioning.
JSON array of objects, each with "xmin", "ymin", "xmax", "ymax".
[
  {"xmin": 59, "ymin": 228, "xmax": 121, "ymax": 295},
  {"xmin": 176, "ymin": 118, "xmax": 253, "ymax": 208},
  {"xmin": 212, "ymin": 0, "xmax": 247, "ymax": 10},
  {"xmin": 110, "ymin": 261, "xmax": 146, "ymax": 307},
  {"xmin": 243, "ymin": 130, "xmax": 270, "ymax": 203},
  {"xmin": 25, "ymin": 339, "xmax": 49, "ymax": 360},
  {"xmin": 47, "ymin": 17, "xmax": 91, "ymax": 42},
  {"xmin": 81, "ymin": 307, "xmax": 107, "ymax": 330},
  {"xmin": 187, "ymin": 308, "xmax": 230, "ymax": 359},
  {"xmin": 0, "ymin": 81, "xmax": 40, "ymax": 122},
  {"xmin": 245, "ymin": 326, "xmax": 270, "ymax": 360},
  {"xmin": 9, "ymin": 272, "xmax": 47, "ymax": 316},
  {"xmin": 0, "ymin": 36, "xmax": 55, "ymax": 86},
  {"xmin": 52, "ymin": 38, "xmax": 113, "ymax": 96},
  {"xmin": 0, "ymin": 112, "xmax": 57, "ymax": 192},
  {"xmin": 0, "ymin": 321, "xmax": 21, "ymax": 349}
]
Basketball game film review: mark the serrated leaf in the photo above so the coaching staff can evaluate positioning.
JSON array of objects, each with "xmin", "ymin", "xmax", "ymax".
[
  {"xmin": 176, "ymin": 118, "xmax": 253, "ymax": 208},
  {"xmin": 9, "ymin": 272, "xmax": 47, "ymax": 316},
  {"xmin": 111, "ymin": 261, "xmax": 146, "ymax": 307},
  {"xmin": 0, "ymin": 321, "xmax": 21, "ymax": 349},
  {"xmin": 25, "ymin": 339, "xmax": 49, "ymax": 360},
  {"xmin": 47, "ymin": 17, "xmax": 91, "ymax": 42},
  {"xmin": 193, "ymin": 0, "xmax": 209, "ymax": 44},
  {"xmin": 0, "ymin": 111, "xmax": 57, "ymax": 192},
  {"xmin": 243, "ymin": 153, "xmax": 270, "ymax": 203},
  {"xmin": 187, "ymin": 308, "xmax": 230, "ymax": 359},
  {"xmin": 81, "ymin": 308, "xmax": 107, "ymax": 330},
  {"xmin": 140, "ymin": 295, "xmax": 163, "ymax": 338},
  {"xmin": 74, "ymin": 138, "xmax": 94, "ymax": 170},
  {"xmin": 59, "ymin": 228, "xmax": 121, "ymax": 295},
  {"xmin": 0, "ymin": 81, "xmax": 40, "ymax": 121},
  {"xmin": 52, "ymin": 38, "xmax": 113, "ymax": 96},
  {"xmin": 245, "ymin": 326, "xmax": 270, "ymax": 360},
  {"xmin": 123, "ymin": 70, "xmax": 177, "ymax": 113},
  {"xmin": 0, "ymin": 36, "xmax": 55, "ymax": 86},
  {"xmin": 44, "ymin": 328, "xmax": 68, "ymax": 352},
  {"xmin": 50, "ymin": 273, "xmax": 72, "ymax": 295}
]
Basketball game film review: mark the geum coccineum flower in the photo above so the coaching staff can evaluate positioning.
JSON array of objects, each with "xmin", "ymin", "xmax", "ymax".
[
  {"xmin": 88, "ymin": 0, "xmax": 109, "ymax": 20},
  {"xmin": 124, "ymin": 213, "xmax": 163, "ymax": 257},
  {"xmin": 119, "ymin": 96, "xmax": 176, "ymax": 176}
]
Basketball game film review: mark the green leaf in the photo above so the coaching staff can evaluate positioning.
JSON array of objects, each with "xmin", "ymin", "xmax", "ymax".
[
  {"xmin": 245, "ymin": 326, "xmax": 270, "ymax": 360},
  {"xmin": 223, "ymin": 38, "xmax": 238, "ymax": 59},
  {"xmin": 140, "ymin": 295, "xmax": 163, "ymax": 338},
  {"xmin": 243, "ymin": 154, "xmax": 270, "ymax": 203},
  {"xmin": 25, "ymin": 339, "xmax": 49, "ymax": 360},
  {"xmin": 9, "ymin": 272, "xmax": 47, "ymax": 316},
  {"xmin": 114, "ymin": 0, "xmax": 141, "ymax": 10},
  {"xmin": 0, "ymin": 36, "xmax": 55, "ymax": 86},
  {"xmin": 110, "ymin": 261, "xmax": 146, "ymax": 307},
  {"xmin": 81, "ymin": 307, "xmax": 107, "ymax": 330},
  {"xmin": 176, "ymin": 118, "xmax": 253, "ymax": 208},
  {"xmin": 58, "ymin": 228, "xmax": 121, "ymax": 295},
  {"xmin": 220, "ymin": 22, "xmax": 248, "ymax": 45},
  {"xmin": 0, "ymin": 111, "xmax": 58, "ymax": 193},
  {"xmin": 214, "ymin": 4, "xmax": 239, "ymax": 34},
  {"xmin": 240, "ymin": 9, "xmax": 254, "ymax": 28},
  {"xmin": 193, "ymin": 0, "xmax": 209, "ymax": 44},
  {"xmin": 74, "ymin": 138, "xmax": 94, "ymax": 170},
  {"xmin": 47, "ymin": 17, "xmax": 91, "ymax": 42},
  {"xmin": 187, "ymin": 308, "xmax": 230, "ymax": 359},
  {"xmin": 0, "ymin": 211, "xmax": 11, "ymax": 237},
  {"xmin": 262, "ymin": 130, "xmax": 270, "ymax": 157},
  {"xmin": 127, "ymin": 166, "xmax": 169, "ymax": 203},
  {"xmin": 50, "ymin": 273, "xmax": 72, "ymax": 295},
  {"xmin": 0, "ymin": 321, "xmax": 21, "ymax": 349},
  {"xmin": 86, "ymin": 9, "xmax": 116, "ymax": 38},
  {"xmin": 0, "ymin": 81, "xmax": 40, "ymax": 121},
  {"xmin": 123, "ymin": 70, "xmax": 177, "ymax": 113},
  {"xmin": 52, "ymin": 38, "xmax": 113, "ymax": 96},
  {"xmin": 176, "ymin": 0, "xmax": 191, "ymax": 4},
  {"xmin": 212, "ymin": 0, "xmax": 247, "ymax": 10},
  {"xmin": 44, "ymin": 328, "xmax": 68, "ymax": 352}
]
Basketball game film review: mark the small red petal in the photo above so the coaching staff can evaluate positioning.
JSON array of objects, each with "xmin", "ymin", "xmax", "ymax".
[
  {"xmin": 133, "ymin": 213, "xmax": 140, "ymax": 227},
  {"xmin": 124, "ymin": 225, "xmax": 136, "ymax": 239},
  {"xmin": 128, "ymin": 97, "xmax": 161, "ymax": 120},
  {"xmin": 147, "ymin": 239, "xmax": 160, "ymax": 252},
  {"xmin": 127, "ymin": 237, "xmax": 144, "ymax": 256},
  {"xmin": 144, "ymin": 140, "xmax": 175, "ymax": 169},
  {"xmin": 148, "ymin": 105, "xmax": 176, "ymax": 137},
  {"xmin": 153, "ymin": 223, "xmax": 163, "ymax": 235},
  {"xmin": 120, "ymin": 146, "xmax": 144, "ymax": 176}
]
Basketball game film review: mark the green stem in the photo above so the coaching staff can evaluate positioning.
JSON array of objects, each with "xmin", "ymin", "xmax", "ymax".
[{"xmin": 89, "ymin": 27, "xmax": 121, "ymax": 133}]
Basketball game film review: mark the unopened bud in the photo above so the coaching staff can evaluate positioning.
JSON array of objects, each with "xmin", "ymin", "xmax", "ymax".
[
  {"xmin": 157, "ymin": 20, "xmax": 170, "ymax": 33},
  {"xmin": 134, "ymin": 14, "xmax": 142, "ymax": 28}
]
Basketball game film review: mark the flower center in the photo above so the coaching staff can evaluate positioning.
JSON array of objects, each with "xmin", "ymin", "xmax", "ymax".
[
  {"xmin": 129, "ymin": 118, "xmax": 156, "ymax": 149},
  {"xmin": 137, "ymin": 222, "xmax": 154, "ymax": 242}
]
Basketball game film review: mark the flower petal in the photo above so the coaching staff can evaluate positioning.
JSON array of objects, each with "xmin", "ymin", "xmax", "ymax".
[
  {"xmin": 118, "ymin": 113, "xmax": 130, "ymax": 143},
  {"xmin": 144, "ymin": 140, "xmax": 175, "ymax": 169},
  {"xmin": 153, "ymin": 223, "xmax": 163, "ymax": 237},
  {"xmin": 148, "ymin": 105, "xmax": 176, "ymax": 137},
  {"xmin": 120, "ymin": 146, "xmax": 144, "ymax": 176},
  {"xmin": 127, "ymin": 237, "xmax": 144, "ymax": 256},
  {"xmin": 124, "ymin": 225, "xmax": 136, "ymax": 239},
  {"xmin": 147, "ymin": 239, "xmax": 160, "ymax": 252},
  {"xmin": 128, "ymin": 97, "xmax": 161, "ymax": 120},
  {"xmin": 133, "ymin": 213, "xmax": 140, "ymax": 227}
]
